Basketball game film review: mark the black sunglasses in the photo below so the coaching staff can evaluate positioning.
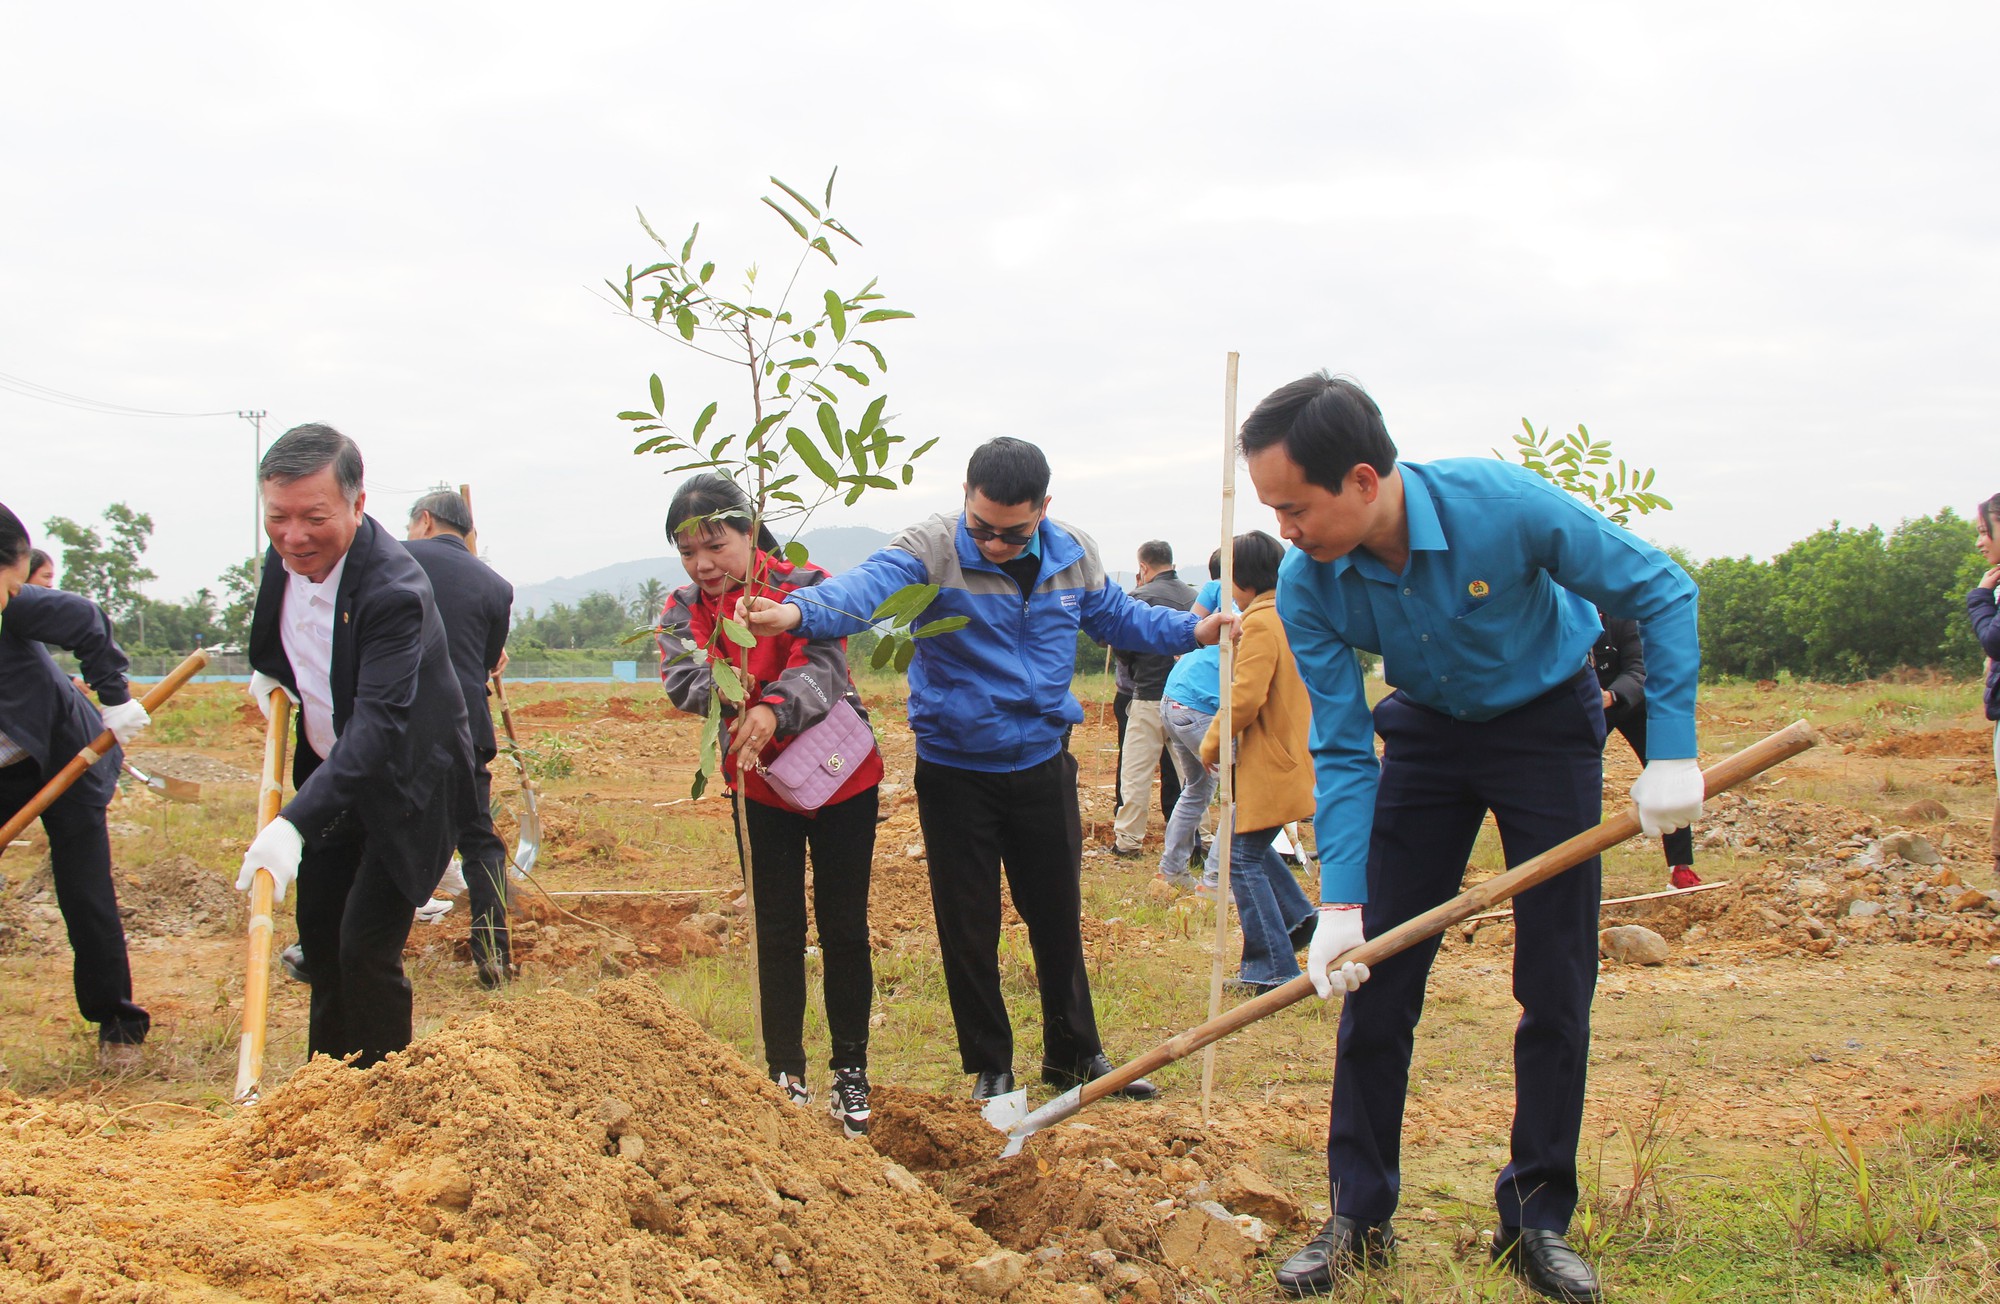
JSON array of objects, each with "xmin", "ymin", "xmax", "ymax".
[{"xmin": 963, "ymin": 511, "xmax": 1039, "ymax": 547}]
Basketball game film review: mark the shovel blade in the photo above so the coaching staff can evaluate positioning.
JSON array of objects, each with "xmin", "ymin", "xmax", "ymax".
[{"xmin": 978, "ymin": 1088, "xmax": 1029, "ymax": 1134}]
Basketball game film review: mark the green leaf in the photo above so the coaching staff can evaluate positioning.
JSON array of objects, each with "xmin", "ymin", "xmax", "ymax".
[
  {"xmin": 771, "ymin": 490, "xmax": 803, "ymax": 505},
  {"xmin": 707, "ymin": 434, "xmax": 737, "ymax": 462},
  {"xmin": 762, "ymin": 473, "xmax": 798, "ymax": 496},
  {"xmin": 855, "ymin": 340, "xmax": 888, "ymax": 372},
  {"xmin": 675, "ymin": 307, "xmax": 697, "ymax": 341},
  {"xmin": 632, "ymin": 435, "xmax": 673, "ymax": 455},
  {"xmin": 909, "ymin": 437, "xmax": 940, "ymax": 462},
  {"xmin": 617, "ymin": 410, "xmax": 655, "ymax": 422},
  {"xmin": 784, "ymin": 540, "xmax": 810, "ymax": 565},
  {"xmin": 871, "ymin": 582, "xmax": 939, "ymax": 624},
  {"xmin": 856, "ymin": 394, "xmax": 888, "ymax": 441},
  {"xmin": 858, "ymin": 308, "xmax": 914, "ymax": 324},
  {"xmin": 691, "ymin": 401, "xmax": 718, "ymax": 442},
  {"xmin": 846, "ymin": 426, "xmax": 867, "ymax": 469},
  {"xmin": 810, "ymin": 236, "xmax": 836, "ymax": 264},
  {"xmin": 825, "ymin": 290, "xmax": 848, "ymax": 342},
  {"xmin": 817, "ymin": 402, "xmax": 845, "ymax": 458},
  {"xmin": 711, "ymin": 659, "xmax": 748, "ymax": 703},
  {"xmin": 801, "ymin": 329, "xmax": 816, "ymax": 349},
  {"xmin": 698, "ymin": 261, "xmax": 714, "ymax": 283},
  {"xmin": 761, "ymin": 196, "xmax": 809, "ymax": 240},
  {"xmin": 825, "ymin": 217, "xmax": 861, "ymax": 247},
  {"xmin": 748, "ymin": 413, "xmax": 784, "ymax": 447},
  {"xmin": 833, "ymin": 362, "xmax": 870, "ymax": 386},
  {"xmin": 914, "ymin": 616, "xmax": 968, "ymax": 638},
  {"xmin": 782, "ymin": 356, "xmax": 819, "ymax": 370},
  {"xmin": 823, "ymin": 166, "xmax": 838, "ymax": 207},
  {"xmin": 776, "ymin": 372, "xmax": 793, "ymax": 396},
  {"xmin": 681, "ymin": 223, "xmax": 700, "ymax": 263},
  {"xmin": 770, "ymin": 176, "xmax": 822, "ymax": 220},
  {"xmin": 649, "ymin": 374, "xmax": 666, "ymax": 416},
  {"xmin": 901, "ymin": 464, "xmax": 914, "ymax": 485},
  {"xmin": 787, "ymin": 427, "xmax": 840, "ymax": 487},
  {"xmin": 719, "ymin": 617, "xmax": 755, "ymax": 648},
  {"xmin": 870, "ymin": 635, "xmax": 896, "ymax": 670},
  {"xmin": 893, "ymin": 639, "xmax": 915, "ymax": 673}
]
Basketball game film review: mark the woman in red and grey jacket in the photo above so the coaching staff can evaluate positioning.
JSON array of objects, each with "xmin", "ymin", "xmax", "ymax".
[{"xmin": 657, "ymin": 474, "xmax": 882, "ymax": 1139}]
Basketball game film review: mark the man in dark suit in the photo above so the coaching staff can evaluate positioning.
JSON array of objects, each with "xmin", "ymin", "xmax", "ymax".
[
  {"xmin": 0, "ymin": 502, "xmax": 152, "ymax": 1067},
  {"xmin": 404, "ymin": 489, "xmax": 515, "ymax": 987},
  {"xmin": 237, "ymin": 424, "xmax": 474, "ymax": 1068}
]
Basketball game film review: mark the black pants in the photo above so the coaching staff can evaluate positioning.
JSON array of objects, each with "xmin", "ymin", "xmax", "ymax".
[
  {"xmin": 0, "ymin": 759, "xmax": 148, "ymax": 1044},
  {"xmin": 734, "ymin": 786, "xmax": 877, "ymax": 1078},
  {"xmin": 1112, "ymin": 690, "xmax": 1182, "ymax": 819},
  {"xmin": 1605, "ymin": 712, "xmax": 1695, "ymax": 867},
  {"xmin": 458, "ymin": 752, "xmax": 511, "ymax": 969},
  {"xmin": 916, "ymin": 749, "xmax": 1101, "ymax": 1074},
  {"xmin": 1330, "ymin": 669, "xmax": 1604, "ymax": 1232}
]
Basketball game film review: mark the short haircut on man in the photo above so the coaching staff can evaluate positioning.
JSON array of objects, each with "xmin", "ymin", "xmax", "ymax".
[
  {"xmin": 0, "ymin": 504, "xmax": 28, "ymax": 569},
  {"xmin": 965, "ymin": 437, "xmax": 1050, "ymax": 506},
  {"xmin": 1237, "ymin": 371, "xmax": 1398, "ymax": 495},
  {"xmin": 410, "ymin": 489, "xmax": 473, "ymax": 535},
  {"xmin": 260, "ymin": 423, "xmax": 365, "ymax": 504},
  {"xmin": 1137, "ymin": 540, "xmax": 1173, "ymax": 569},
  {"xmin": 1232, "ymin": 530, "xmax": 1285, "ymax": 593}
]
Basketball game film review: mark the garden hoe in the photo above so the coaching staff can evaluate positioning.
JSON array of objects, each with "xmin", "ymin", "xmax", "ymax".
[
  {"xmin": 997, "ymin": 719, "xmax": 1820, "ymax": 1157},
  {"xmin": 0, "ymin": 651, "xmax": 210, "ymax": 852},
  {"xmin": 492, "ymin": 674, "xmax": 540, "ymax": 880},
  {"xmin": 235, "ymin": 687, "xmax": 292, "ymax": 1105},
  {"xmin": 122, "ymin": 759, "xmax": 201, "ymax": 802}
]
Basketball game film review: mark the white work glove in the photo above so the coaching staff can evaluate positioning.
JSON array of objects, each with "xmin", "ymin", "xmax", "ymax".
[
  {"xmin": 1307, "ymin": 904, "xmax": 1371, "ymax": 999},
  {"xmin": 236, "ymin": 817, "xmax": 304, "ymax": 903},
  {"xmin": 1631, "ymin": 757, "xmax": 1704, "ymax": 838},
  {"xmin": 98, "ymin": 699, "xmax": 150, "ymax": 745},
  {"xmin": 248, "ymin": 671, "xmax": 298, "ymax": 719}
]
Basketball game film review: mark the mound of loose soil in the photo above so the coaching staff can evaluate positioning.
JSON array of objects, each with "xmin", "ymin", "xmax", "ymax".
[
  {"xmin": 116, "ymin": 853, "xmax": 243, "ymax": 938},
  {"xmin": 1863, "ymin": 727, "xmax": 1993, "ymax": 759},
  {"xmin": 123, "ymin": 748, "xmax": 259, "ymax": 785},
  {"xmin": 0, "ymin": 979, "xmax": 1104, "ymax": 1301}
]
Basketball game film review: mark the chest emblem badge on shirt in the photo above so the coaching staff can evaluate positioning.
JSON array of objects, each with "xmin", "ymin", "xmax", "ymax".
[{"xmin": 1467, "ymin": 580, "xmax": 1490, "ymax": 599}]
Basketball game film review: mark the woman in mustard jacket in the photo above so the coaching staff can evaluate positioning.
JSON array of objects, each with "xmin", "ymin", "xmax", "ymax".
[{"xmin": 1201, "ymin": 530, "xmax": 1317, "ymax": 992}]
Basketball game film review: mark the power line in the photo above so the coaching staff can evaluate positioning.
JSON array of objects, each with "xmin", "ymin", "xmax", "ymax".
[{"xmin": 0, "ymin": 368, "xmax": 239, "ymax": 419}]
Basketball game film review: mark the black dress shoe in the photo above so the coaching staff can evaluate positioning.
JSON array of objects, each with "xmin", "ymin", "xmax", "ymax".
[
  {"xmin": 1040, "ymin": 1053, "xmax": 1158, "ymax": 1100},
  {"xmin": 1492, "ymin": 1226, "xmax": 1602, "ymax": 1303},
  {"xmin": 279, "ymin": 943, "xmax": 311, "ymax": 984},
  {"xmin": 971, "ymin": 1070, "xmax": 1015, "ymax": 1101},
  {"xmin": 1274, "ymin": 1214, "xmax": 1394, "ymax": 1295}
]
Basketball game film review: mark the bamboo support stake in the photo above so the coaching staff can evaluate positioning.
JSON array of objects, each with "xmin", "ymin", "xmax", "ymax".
[
  {"xmin": 0, "ymin": 651, "xmax": 210, "ymax": 850},
  {"xmin": 234, "ymin": 691, "xmax": 292, "ymax": 1104},
  {"xmin": 1201, "ymin": 351, "xmax": 1241, "ymax": 1123}
]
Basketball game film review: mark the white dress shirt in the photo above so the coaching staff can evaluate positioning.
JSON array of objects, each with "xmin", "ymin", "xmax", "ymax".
[{"xmin": 280, "ymin": 552, "xmax": 348, "ymax": 761}]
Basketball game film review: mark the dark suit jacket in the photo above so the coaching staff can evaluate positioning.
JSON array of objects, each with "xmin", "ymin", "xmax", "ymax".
[
  {"xmin": 0, "ymin": 586, "xmax": 133, "ymax": 806},
  {"xmin": 403, "ymin": 533, "xmax": 512, "ymax": 758},
  {"xmin": 1592, "ymin": 613, "xmax": 1647, "ymax": 732},
  {"xmin": 1114, "ymin": 570, "xmax": 1197, "ymax": 700},
  {"xmin": 249, "ymin": 514, "xmax": 474, "ymax": 902}
]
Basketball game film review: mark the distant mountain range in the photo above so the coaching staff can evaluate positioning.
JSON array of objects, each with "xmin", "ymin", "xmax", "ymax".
[{"xmin": 512, "ymin": 525, "xmax": 895, "ymax": 615}]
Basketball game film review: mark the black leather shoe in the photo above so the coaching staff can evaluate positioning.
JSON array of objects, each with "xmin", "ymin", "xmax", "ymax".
[
  {"xmin": 279, "ymin": 943, "xmax": 311, "ymax": 984},
  {"xmin": 1041, "ymin": 1053, "xmax": 1158, "ymax": 1100},
  {"xmin": 971, "ymin": 1070, "xmax": 1015, "ymax": 1101},
  {"xmin": 1491, "ymin": 1226, "xmax": 1602, "ymax": 1303},
  {"xmin": 1275, "ymin": 1215, "xmax": 1394, "ymax": 1295}
]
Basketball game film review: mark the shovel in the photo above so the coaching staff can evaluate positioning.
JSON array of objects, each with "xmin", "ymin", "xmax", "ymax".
[
  {"xmin": 234, "ymin": 688, "xmax": 292, "ymax": 1105},
  {"xmin": 491, "ymin": 674, "xmax": 540, "ymax": 880},
  {"xmin": 997, "ymin": 719, "xmax": 1819, "ymax": 1157},
  {"xmin": 0, "ymin": 651, "xmax": 210, "ymax": 852},
  {"xmin": 122, "ymin": 759, "xmax": 201, "ymax": 803}
]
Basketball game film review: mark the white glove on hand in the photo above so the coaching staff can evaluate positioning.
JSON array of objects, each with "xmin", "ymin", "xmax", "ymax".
[
  {"xmin": 236, "ymin": 817, "xmax": 304, "ymax": 903},
  {"xmin": 248, "ymin": 671, "xmax": 298, "ymax": 720},
  {"xmin": 98, "ymin": 699, "xmax": 150, "ymax": 745},
  {"xmin": 1307, "ymin": 904, "xmax": 1372, "ymax": 1000},
  {"xmin": 1631, "ymin": 757, "xmax": 1704, "ymax": 838}
]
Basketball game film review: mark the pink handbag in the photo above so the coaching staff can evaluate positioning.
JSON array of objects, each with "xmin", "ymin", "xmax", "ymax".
[{"xmin": 757, "ymin": 698, "xmax": 876, "ymax": 811}]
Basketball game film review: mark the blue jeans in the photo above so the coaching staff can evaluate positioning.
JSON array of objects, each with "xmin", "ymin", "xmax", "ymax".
[
  {"xmin": 1225, "ymin": 823, "xmax": 1316, "ymax": 986},
  {"xmin": 1159, "ymin": 699, "xmax": 1217, "ymax": 878}
]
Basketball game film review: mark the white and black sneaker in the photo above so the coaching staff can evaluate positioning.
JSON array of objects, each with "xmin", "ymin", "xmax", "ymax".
[
  {"xmin": 772, "ymin": 1070, "xmax": 810, "ymax": 1107},
  {"xmin": 828, "ymin": 1066, "xmax": 871, "ymax": 1138}
]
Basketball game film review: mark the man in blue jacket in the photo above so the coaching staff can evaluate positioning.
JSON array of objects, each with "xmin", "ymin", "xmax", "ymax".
[
  {"xmin": 1247, "ymin": 375, "xmax": 1703, "ymax": 1303},
  {"xmin": 744, "ymin": 438, "xmax": 1232, "ymax": 1102}
]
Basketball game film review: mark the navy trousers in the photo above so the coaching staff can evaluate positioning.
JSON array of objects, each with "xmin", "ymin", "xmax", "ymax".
[{"xmin": 1328, "ymin": 668, "xmax": 1605, "ymax": 1232}]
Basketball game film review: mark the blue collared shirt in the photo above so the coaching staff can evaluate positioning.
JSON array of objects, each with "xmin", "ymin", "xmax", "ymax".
[{"xmin": 1278, "ymin": 459, "xmax": 1699, "ymax": 903}]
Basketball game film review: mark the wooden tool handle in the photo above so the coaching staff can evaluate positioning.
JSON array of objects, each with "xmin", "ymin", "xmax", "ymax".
[
  {"xmin": 234, "ymin": 691, "xmax": 292, "ymax": 1104},
  {"xmin": 1075, "ymin": 720, "xmax": 1819, "ymax": 1111},
  {"xmin": 0, "ymin": 650, "xmax": 209, "ymax": 848}
]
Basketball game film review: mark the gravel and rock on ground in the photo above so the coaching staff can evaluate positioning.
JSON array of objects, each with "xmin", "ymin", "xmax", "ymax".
[{"xmin": 1, "ymin": 679, "xmax": 1997, "ymax": 1300}]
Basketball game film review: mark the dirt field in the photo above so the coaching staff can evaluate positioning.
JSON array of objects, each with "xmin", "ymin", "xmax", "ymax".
[{"xmin": 2, "ymin": 676, "xmax": 1998, "ymax": 1302}]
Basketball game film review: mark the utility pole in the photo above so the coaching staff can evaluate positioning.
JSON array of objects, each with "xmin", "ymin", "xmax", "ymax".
[{"xmin": 238, "ymin": 410, "xmax": 267, "ymax": 578}]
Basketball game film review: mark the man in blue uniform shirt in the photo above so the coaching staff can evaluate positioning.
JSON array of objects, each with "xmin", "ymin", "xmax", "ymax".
[{"xmin": 1248, "ymin": 375, "xmax": 1703, "ymax": 1303}]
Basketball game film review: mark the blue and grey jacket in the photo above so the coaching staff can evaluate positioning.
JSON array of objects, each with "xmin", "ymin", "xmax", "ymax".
[{"xmin": 790, "ymin": 513, "xmax": 1201, "ymax": 772}]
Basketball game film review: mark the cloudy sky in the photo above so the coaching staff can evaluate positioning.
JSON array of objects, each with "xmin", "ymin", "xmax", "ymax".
[{"xmin": 6, "ymin": 3, "xmax": 1997, "ymax": 601}]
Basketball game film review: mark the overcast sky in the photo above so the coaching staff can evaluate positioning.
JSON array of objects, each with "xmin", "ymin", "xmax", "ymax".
[{"xmin": 6, "ymin": 3, "xmax": 1998, "ymax": 600}]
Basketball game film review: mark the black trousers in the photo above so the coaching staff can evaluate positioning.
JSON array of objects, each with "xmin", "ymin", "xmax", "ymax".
[
  {"xmin": 1329, "ymin": 669, "xmax": 1604, "ymax": 1232},
  {"xmin": 1112, "ymin": 690, "xmax": 1182, "ymax": 819},
  {"xmin": 293, "ymin": 756, "xmax": 457, "ymax": 1068},
  {"xmin": 734, "ymin": 786, "xmax": 877, "ymax": 1078},
  {"xmin": 916, "ymin": 749, "xmax": 1101, "ymax": 1074},
  {"xmin": 0, "ymin": 759, "xmax": 148, "ymax": 1044},
  {"xmin": 1605, "ymin": 711, "xmax": 1696, "ymax": 867},
  {"xmin": 458, "ymin": 751, "xmax": 511, "ymax": 968}
]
